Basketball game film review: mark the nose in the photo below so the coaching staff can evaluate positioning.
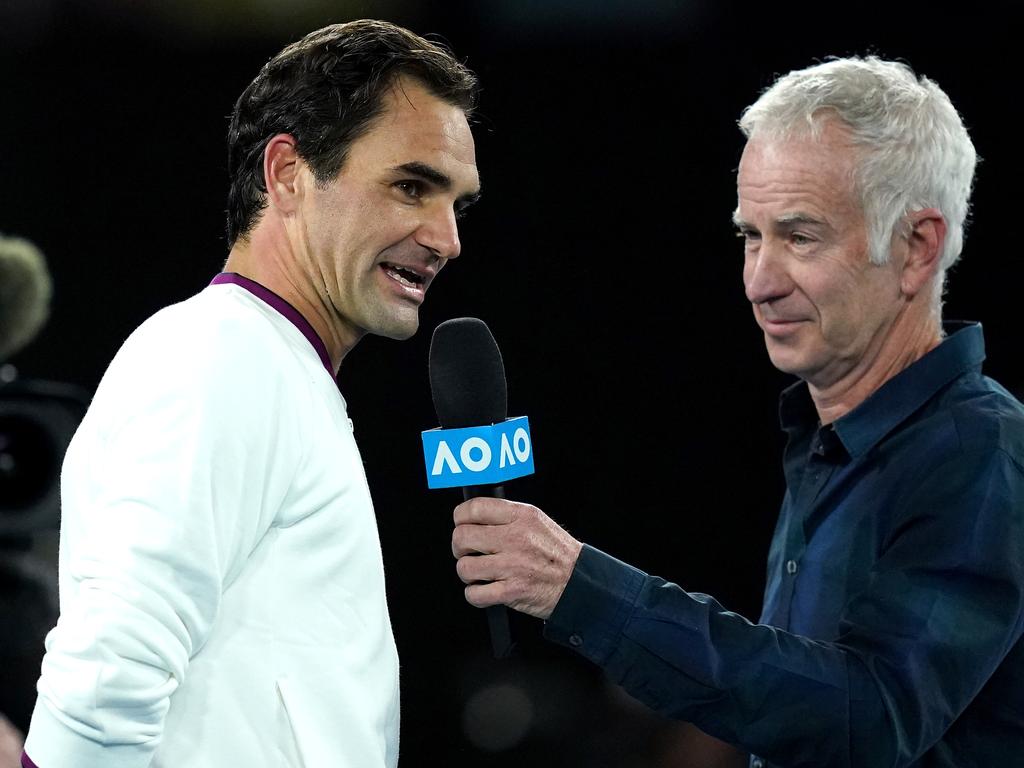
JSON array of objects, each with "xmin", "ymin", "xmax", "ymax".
[
  {"xmin": 415, "ymin": 204, "xmax": 461, "ymax": 262},
  {"xmin": 743, "ymin": 241, "xmax": 791, "ymax": 305}
]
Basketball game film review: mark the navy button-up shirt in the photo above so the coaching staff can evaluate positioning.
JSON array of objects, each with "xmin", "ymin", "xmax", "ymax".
[{"xmin": 546, "ymin": 323, "xmax": 1024, "ymax": 767}]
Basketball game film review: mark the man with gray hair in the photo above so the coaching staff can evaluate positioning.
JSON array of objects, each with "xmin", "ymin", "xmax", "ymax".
[{"xmin": 451, "ymin": 57, "xmax": 1024, "ymax": 766}]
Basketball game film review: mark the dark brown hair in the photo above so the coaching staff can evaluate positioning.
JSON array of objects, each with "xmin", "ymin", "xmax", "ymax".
[{"xmin": 225, "ymin": 20, "xmax": 478, "ymax": 246}]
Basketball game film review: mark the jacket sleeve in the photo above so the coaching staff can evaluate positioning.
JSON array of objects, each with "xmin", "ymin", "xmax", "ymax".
[
  {"xmin": 544, "ymin": 447, "xmax": 1024, "ymax": 767},
  {"xmin": 23, "ymin": 312, "xmax": 298, "ymax": 768}
]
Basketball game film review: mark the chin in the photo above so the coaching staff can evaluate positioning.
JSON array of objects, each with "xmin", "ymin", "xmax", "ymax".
[
  {"xmin": 385, "ymin": 327, "xmax": 418, "ymax": 341},
  {"xmin": 765, "ymin": 346, "xmax": 810, "ymax": 378},
  {"xmin": 372, "ymin": 315, "xmax": 419, "ymax": 341}
]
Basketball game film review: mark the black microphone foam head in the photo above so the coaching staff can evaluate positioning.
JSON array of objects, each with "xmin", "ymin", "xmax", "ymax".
[{"xmin": 429, "ymin": 317, "xmax": 507, "ymax": 428}]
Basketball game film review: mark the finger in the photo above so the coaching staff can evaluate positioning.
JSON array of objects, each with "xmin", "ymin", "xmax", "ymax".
[
  {"xmin": 452, "ymin": 523, "xmax": 503, "ymax": 558},
  {"xmin": 454, "ymin": 497, "xmax": 517, "ymax": 526},
  {"xmin": 464, "ymin": 579, "xmax": 508, "ymax": 609},
  {"xmin": 455, "ymin": 552, "xmax": 506, "ymax": 585}
]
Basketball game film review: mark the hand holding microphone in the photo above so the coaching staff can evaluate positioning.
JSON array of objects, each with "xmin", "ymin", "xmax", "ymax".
[
  {"xmin": 452, "ymin": 496, "xmax": 582, "ymax": 621},
  {"xmin": 423, "ymin": 318, "xmax": 581, "ymax": 654}
]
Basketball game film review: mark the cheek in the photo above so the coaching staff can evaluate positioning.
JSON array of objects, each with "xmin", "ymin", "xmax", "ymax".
[
  {"xmin": 813, "ymin": 284, "xmax": 870, "ymax": 345},
  {"xmin": 796, "ymin": 259, "xmax": 856, "ymax": 312}
]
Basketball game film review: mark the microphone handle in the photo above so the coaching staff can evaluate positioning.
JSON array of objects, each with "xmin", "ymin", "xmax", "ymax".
[{"xmin": 462, "ymin": 483, "xmax": 514, "ymax": 659}]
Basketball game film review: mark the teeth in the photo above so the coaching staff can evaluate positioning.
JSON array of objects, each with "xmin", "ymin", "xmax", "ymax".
[{"xmin": 384, "ymin": 265, "xmax": 421, "ymax": 288}]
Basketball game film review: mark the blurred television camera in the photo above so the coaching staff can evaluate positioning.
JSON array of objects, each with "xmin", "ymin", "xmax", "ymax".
[
  {"xmin": 0, "ymin": 233, "xmax": 87, "ymax": 737},
  {"xmin": 1, "ymin": 233, "xmax": 88, "ymax": 540}
]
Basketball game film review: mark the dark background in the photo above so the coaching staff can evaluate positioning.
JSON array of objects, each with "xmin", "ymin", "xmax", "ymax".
[{"xmin": 2, "ymin": 0, "xmax": 1021, "ymax": 765}]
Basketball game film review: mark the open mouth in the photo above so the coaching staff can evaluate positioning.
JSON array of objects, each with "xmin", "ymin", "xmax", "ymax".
[{"xmin": 381, "ymin": 263, "xmax": 425, "ymax": 288}]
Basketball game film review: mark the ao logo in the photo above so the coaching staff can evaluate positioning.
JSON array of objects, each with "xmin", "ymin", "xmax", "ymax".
[{"xmin": 421, "ymin": 416, "xmax": 535, "ymax": 489}]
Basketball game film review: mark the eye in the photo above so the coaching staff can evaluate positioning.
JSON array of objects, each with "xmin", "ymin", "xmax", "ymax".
[
  {"xmin": 737, "ymin": 228, "xmax": 760, "ymax": 244},
  {"xmin": 790, "ymin": 233, "xmax": 813, "ymax": 246},
  {"xmin": 394, "ymin": 180, "xmax": 424, "ymax": 199}
]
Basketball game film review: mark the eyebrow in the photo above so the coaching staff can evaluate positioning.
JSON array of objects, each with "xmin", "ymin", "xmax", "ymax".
[
  {"xmin": 393, "ymin": 161, "xmax": 482, "ymax": 207},
  {"xmin": 731, "ymin": 211, "xmax": 829, "ymax": 230},
  {"xmin": 775, "ymin": 212, "xmax": 828, "ymax": 228}
]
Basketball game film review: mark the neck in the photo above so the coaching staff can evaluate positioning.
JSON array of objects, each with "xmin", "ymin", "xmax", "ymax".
[
  {"xmin": 809, "ymin": 310, "xmax": 942, "ymax": 425},
  {"xmin": 224, "ymin": 225, "xmax": 360, "ymax": 375}
]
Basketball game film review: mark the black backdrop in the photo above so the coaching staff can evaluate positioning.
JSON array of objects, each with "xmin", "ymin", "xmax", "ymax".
[{"xmin": 2, "ymin": 1, "xmax": 1021, "ymax": 765}]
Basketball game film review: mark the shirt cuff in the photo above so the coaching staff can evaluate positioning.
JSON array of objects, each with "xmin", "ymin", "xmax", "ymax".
[
  {"xmin": 23, "ymin": 697, "xmax": 157, "ymax": 768},
  {"xmin": 543, "ymin": 544, "xmax": 647, "ymax": 666}
]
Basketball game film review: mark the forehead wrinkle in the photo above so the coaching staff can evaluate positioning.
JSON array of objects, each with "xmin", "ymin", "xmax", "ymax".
[{"xmin": 739, "ymin": 163, "xmax": 857, "ymax": 234}]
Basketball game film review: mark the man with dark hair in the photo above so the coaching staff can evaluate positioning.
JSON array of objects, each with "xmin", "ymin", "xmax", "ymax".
[{"xmin": 24, "ymin": 19, "xmax": 480, "ymax": 768}]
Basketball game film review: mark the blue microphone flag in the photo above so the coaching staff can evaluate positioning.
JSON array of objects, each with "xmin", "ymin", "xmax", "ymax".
[{"xmin": 421, "ymin": 416, "xmax": 534, "ymax": 489}]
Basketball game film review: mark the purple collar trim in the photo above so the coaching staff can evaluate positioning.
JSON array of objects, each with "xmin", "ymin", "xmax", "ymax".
[
  {"xmin": 22, "ymin": 752, "xmax": 38, "ymax": 768},
  {"xmin": 210, "ymin": 273, "xmax": 334, "ymax": 377}
]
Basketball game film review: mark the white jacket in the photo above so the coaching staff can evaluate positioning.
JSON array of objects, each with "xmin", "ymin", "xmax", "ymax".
[{"xmin": 25, "ymin": 280, "xmax": 400, "ymax": 768}]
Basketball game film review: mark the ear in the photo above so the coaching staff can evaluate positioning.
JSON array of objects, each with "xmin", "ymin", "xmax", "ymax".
[
  {"xmin": 263, "ymin": 134, "xmax": 303, "ymax": 215},
  {"xmin": 899, "ymin": 208, "xmax": 947, "ymax": 298}
]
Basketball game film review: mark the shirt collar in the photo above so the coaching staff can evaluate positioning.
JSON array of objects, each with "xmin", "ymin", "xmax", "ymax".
[
  {"xmin": 779, "ymin": 321, "xmax": 986, "ymax": 460},
  {"xmin": 210, "ymin": 272, "xmax": 334, "ymax": 377}
]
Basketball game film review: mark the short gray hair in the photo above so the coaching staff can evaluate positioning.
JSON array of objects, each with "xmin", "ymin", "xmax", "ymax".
[{"xmin": 739, "ymin": 56, "xmax": 977, "ymax": 299}]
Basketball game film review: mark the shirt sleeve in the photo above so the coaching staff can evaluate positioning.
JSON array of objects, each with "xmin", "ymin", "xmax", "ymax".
[
  {"xmin": 544, "ymin": 446, "xmax": 1024, "ymax": 768},
  {"xmin": 23, "ymin": 312, "xmax": 300, "ymax": 768}
]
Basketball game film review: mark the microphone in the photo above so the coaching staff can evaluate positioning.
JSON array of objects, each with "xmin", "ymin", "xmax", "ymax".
[
  {"xmin": 426, "ymin": 317, "xmax": 534, "ymax": 659},
  {"xmin": 0, "ymin": 235, "xmax": 52, "ymax": 362}
]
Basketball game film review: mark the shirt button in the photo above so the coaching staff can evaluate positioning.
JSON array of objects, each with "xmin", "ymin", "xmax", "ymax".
[
  {"xmin": 568, "ymin": 633, "xmax": 583, "ymax": 647},
  {"xmin": 750, "ymin": 758, "xmax": 765, "ymax": 768},
  {"xmin": 786, "ymin": 559, "xmax": 798, "ymax": 575}
]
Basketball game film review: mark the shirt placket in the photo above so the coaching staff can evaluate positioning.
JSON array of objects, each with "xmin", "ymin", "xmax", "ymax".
[{"xmin": 776, "ymin": 431, "xmax": 836, "ymax": 629}]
